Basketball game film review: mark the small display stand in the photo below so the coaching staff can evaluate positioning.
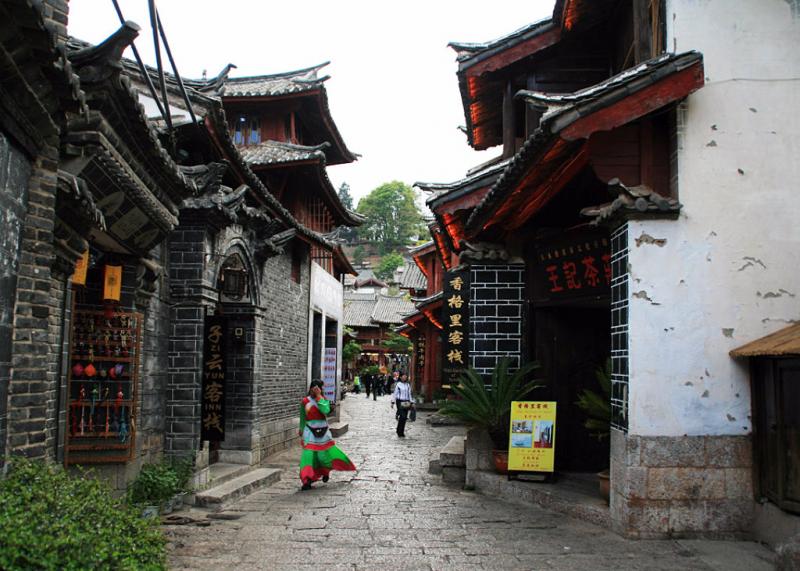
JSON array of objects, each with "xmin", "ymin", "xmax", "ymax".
[{"xmin": 64, "ymin": 309, "xmax": 142, "ymax": 465}]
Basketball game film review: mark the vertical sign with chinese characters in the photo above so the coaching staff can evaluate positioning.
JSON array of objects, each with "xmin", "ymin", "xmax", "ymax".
[
  {"xmin": 322, "ymin": 348, "xmax": 337, "ymax": 402},
  {"xmin": 508, "ymin": 401, "xmax": 557, "ymax": 472},
  {"xmin": 415, "ymin": 335, "xmax": 426, "ymax": 380},
  {"xmin": 201, "ymin": 315, "xmax": 227, "ymax": 441},
  {"xmin": 441, "ymin": 268, "xmax": 470, "ymax": 387}
]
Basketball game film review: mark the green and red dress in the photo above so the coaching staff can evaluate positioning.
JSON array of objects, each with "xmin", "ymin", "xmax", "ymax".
[{"xmin": 299, "ymin": 396, "xmax": 356, "ymax": 485}]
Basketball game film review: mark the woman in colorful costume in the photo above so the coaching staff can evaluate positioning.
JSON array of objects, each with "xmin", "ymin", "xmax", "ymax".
[{"xmin": 299, "ymin": 380, "xmax": 356, "ymax": 490}]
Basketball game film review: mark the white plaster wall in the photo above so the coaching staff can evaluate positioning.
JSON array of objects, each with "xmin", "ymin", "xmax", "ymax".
[
  {"xmin": 307, "ymin": 263, "xmax": 344, "ymax": 397},
  {"xmin": 629, "ymin": 0, "xmax": 800, "ymax": 436}
]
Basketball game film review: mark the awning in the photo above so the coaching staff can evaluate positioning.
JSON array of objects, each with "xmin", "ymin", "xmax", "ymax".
[{"xmin": 730, "ymin": 323, "xmax": 800, "ymax": 358}]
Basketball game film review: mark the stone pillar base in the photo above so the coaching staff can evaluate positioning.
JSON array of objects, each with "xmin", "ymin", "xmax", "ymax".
[{"xmin": 610, "ymin": 429, "xmax": 754, "ymax": 538}]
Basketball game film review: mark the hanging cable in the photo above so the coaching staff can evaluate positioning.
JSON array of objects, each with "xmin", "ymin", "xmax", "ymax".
[
  {"xmin": 148, "ymin": 0, "xmax": 174, "ymax": 143},
  {"xmin": 155, "ymin": 9, "xmax": 199, "ymax": 129},
  {"xmin": 110, "ymin": 0, "xmax": 166, "ymax": 122}
]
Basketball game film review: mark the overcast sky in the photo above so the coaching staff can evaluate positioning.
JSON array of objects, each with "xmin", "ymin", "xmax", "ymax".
[{"xmin": 68, "ymin": 1, "xmax": 554, "ymax": 206}]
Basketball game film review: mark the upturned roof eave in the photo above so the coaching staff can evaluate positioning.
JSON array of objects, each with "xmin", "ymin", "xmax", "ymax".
[{"xmin": 464, "ymin": 51, "xmax": 705, "ymax": 236}]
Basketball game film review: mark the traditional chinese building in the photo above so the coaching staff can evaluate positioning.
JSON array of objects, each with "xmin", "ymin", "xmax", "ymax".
[
  {"xmin": 219, "ymin": 64, "xmax": 361, "ymax": 417},
  {"xmin": 0, "ymin": 1, "xmax": 360, "ymax": 491},
  {"xmin": 419, "ymin": 0, "xmax": 799, "ymax": 544},
  {"xmin": 344, "ymin": 291, "xmax": 415, "ymax": 375}
]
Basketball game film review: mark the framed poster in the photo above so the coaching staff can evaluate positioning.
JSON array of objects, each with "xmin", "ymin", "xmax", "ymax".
[
  {"xmin": 322, "ymin": 347, "xmax": 337, "ymax": 402},
  {"xmin": 508, "ymin": 401, "xmax": 556, "ymax": 472}
]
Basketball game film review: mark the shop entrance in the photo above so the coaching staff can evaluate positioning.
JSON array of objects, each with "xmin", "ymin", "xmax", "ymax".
[{"xmin": 532, "ymin": 305, "xmax": 610, "ymax": 472}]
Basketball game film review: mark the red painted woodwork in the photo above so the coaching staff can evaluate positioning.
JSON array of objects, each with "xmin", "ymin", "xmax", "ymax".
[
  {"xmin": 465, "ymin": 26, "xmax": 562, "ymax": 77},
  {"xmin": 559, "ymin": 63, "xmax": 704, "ymax": 141},
  {"xmin": 588, "ymin": 119, "xmax": 670, "ymax": 196},
  {"xmin": 506, "ymin": 144, "xmax": 589, "ymax": 230}
]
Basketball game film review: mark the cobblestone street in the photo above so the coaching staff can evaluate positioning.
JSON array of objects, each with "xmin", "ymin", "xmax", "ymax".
[{"xmin": 165, "ymin": 396, "xmax": 774, "ymax": 571}]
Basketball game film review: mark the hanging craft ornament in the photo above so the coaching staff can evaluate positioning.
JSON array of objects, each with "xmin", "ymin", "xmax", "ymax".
[
  {"xmin": 72, "ymin": 362, "xmax": 84, "ymax": 378},
  {"xmin": 84, "ymin": 362, "xmax": 97, "ymax": 378},
  {"xmin": 104, "ymin": 387, "xmax": 111, "ymax": 436},
  {"xmin": 103, "ymin": 264, "xmax": 122, "ymax": 318}
]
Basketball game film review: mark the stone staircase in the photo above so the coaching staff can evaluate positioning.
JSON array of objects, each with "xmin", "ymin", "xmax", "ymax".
[
  {"xmin": 194, "ymin": 463, "xmax": 281, "ymax": 509},
  {"xmin": 429, "ymin": 435, "xmax": 466, "ymax": 484}
]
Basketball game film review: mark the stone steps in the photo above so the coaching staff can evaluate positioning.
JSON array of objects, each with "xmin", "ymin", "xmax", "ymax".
[
  {"xmin": 329, "ymin": 421, "xmax": 349, "ymax": 437},
  {"xmin": 195, "ymin": 468, "xmax": 281, "ymax": 508},
  {"xmin": 433, "ymin": 436, "xmax": 466, "ymax": 484}
]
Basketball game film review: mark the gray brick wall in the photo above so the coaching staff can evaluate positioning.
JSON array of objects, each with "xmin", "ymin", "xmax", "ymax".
[
  {"xmin": 6, "ymin": 144, "xmax": 63, "ymax": 462},
  {"xmin": 167, "ymin": 222, "xmax": 311, "ymax": 464},
  {"xmin": 255, "ymin": 244, "xmax": 310, "ymax": 459},
  {"xmin": 0, "ymin": 132, "xmax": 33, "ymax": 464},
  {"xmin": 469, "ymin": 264, "xmax": 525, "ymax": 377}
]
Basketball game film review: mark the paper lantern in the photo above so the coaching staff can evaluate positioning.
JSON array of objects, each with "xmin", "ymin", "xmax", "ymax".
[
  {"xmin": 103, "ymin": 265, "xmax": 122, "ymax": 302},
  {"xmin": 72, "ymin": 250, "xmax": 89, "ymax": 286}
]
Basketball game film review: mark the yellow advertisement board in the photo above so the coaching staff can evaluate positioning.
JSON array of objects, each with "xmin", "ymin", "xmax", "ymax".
[{"xmin": 508, "ymin": 401, "xmax": 557, "ymax": 472}]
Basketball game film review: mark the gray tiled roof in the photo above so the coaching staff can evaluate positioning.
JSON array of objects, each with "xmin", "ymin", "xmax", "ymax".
[
  {"xmin": 239, "ymin": 141, "xmax": 328, "ymax": 167},
  {"xmin": 222, "ymin": 62, "xmax": 330, "ymax": 98},
  {"xmin": 399, "ymin": 261, "xmax": 427, "ymax": 292},
  {"xmin": 372, "ymin": 294, "xmax": 416, "ymax": 325},
  {"xmin": 344, "ymin": 292, "xmax": 377, "ymax": 328}
]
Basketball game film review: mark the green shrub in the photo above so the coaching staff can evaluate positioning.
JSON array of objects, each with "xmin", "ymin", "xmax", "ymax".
[
  {"xmin": 126, "ymin": 461, "xmax": 180, "ymax": 506},
  {"xmin": 167, "ymin": 455, "xmax": 194, "ymax": 494},
  {"xmin": 0, "ymin": 457, "xmax": 165, "ymax": 570}
]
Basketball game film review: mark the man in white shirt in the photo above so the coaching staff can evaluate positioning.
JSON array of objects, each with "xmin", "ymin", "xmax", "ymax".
[{"xmin": 391, "ymin": 373, "xmax": 413, "ymax": 437}]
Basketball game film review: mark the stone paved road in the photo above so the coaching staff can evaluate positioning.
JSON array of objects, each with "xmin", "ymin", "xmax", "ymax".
[{"xmin": 166, "ymin": 395, "xmax": 774, "ymax": 571}]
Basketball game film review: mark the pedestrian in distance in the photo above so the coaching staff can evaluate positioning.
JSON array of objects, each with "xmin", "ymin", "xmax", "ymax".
[
  {"xmin": 390, "ymin": 373, "xmax": 414, "ymax": 437},
  {"xmin": 298, "ymin": 380, "xmax": 356, "ymax": 491},
  {"xmin": 364, "ymin": 374, "xmax": 372, "ymax": 398},
  {"xmin": 353, "ymin": 375, "xmax": 361, "ymax": 394}
]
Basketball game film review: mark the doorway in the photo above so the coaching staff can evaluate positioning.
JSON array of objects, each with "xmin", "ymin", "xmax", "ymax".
[{"xmin": 533, "ymin": 305, "xmax": 611, "ymax": 472}]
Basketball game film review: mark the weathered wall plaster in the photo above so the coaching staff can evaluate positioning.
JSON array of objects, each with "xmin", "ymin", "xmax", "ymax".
[
  {"xmin": 629, "ymin": 0, "xmax": 800, "ymax": 436},
  {"xmin": 308, "ymin": 262, "xmax": 343, "ymax": 400}
]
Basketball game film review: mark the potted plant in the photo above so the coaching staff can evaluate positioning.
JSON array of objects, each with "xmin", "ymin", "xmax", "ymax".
[
  {"xmin": 575, "ymin": 358, "xmax": 612, "ymax": 502},
  {"xmin": 127, "ymin": 461, "xmax": 180, "ymax": 516},
  {"xmin": 439, "ymin": 358, "xmax": 545, "ymax": 474}
]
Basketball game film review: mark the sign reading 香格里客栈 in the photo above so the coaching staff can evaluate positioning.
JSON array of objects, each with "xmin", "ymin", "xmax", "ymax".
[
  {"xmin": 441, "ymin": 268, "xmax": 470, "ymax": 387},
  {"xmin": 508, "ymin": 401, "xmax": 557, "ymax": 472}
]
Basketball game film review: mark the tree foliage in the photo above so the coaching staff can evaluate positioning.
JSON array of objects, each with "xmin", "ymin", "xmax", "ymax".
[
  {"xmin": 375, "ymin": 252, "xmax": 404, "ymax": 281},
  {"xmin": 356, "ymin": 181, "xmax": 424, "ymax": 253},
  {"xmin": 337, "ymin": 182, "xmax": 353, "ymax": 210},
  {"xmin": 352, "ymin": 245, "xmax": 366, "ymax": 266},
  {"xmin": 342, "ymin": 340, "xmax": 362, "ymax": 363},
  {"xmin": 381, "ymin": 331, "xmax": 412, "ymax": 353}
]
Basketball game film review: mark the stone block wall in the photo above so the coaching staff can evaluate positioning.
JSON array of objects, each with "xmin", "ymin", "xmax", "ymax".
[
  {"xmin": 165, "ymin": 224, "xmax": 211, "ymax": 458},
  {"xmin": 255, "ymin": 246, "xmax": 310, "ymax": 460},
  {"xmin": 6, "ymin": 144, "xmax": 64, "ymax": 462},
  {"xmin": 610, "ymin": 428, "xmax": 754, "ymax": 538},
  {"xmin": 469, "ymin": 264, "xmax": 525, "ymax": 376},
  {"xmin": 0, "ymin": 133, "xmax": 33, "ymax": 464}
]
